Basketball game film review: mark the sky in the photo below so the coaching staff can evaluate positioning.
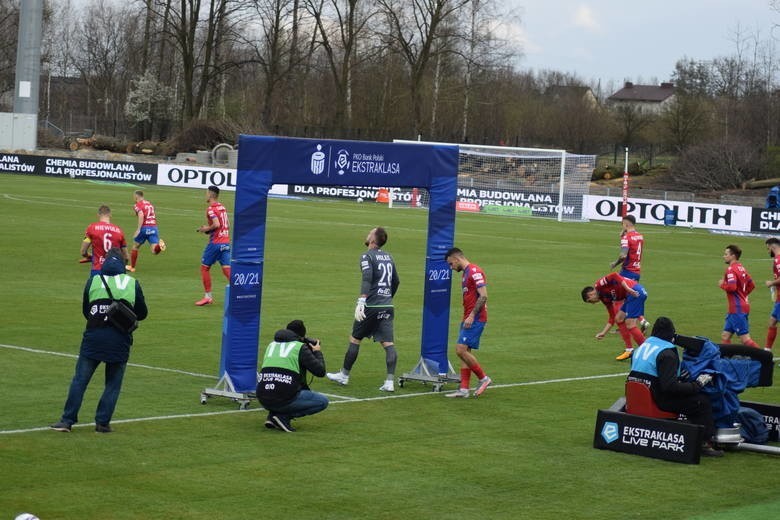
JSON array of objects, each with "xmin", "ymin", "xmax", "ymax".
[{"xmin": 508, "ymin": 0, "xmax": 779, "ymax": 87}]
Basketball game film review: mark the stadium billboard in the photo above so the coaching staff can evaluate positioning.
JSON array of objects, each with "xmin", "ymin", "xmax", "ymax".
[
  {"xmin": 156, "ymin": 163, "xmax": 287, "ymax": 195},
  {"xmin": 751, "ymin": 209, "xmax": 780, "ymax": 234},
  {"xmin": 456, "ymin": 187, "xmax": 582, "ymax": 218},
  {"xmin": 157, "ymin": 163, "xmax": 239, "ymax": 190},
  {"xmin": 0, "ymin": 152, "xmax": 157, "ymax": 183},
  {"xmin": 593, "ymin": 409, "xmax": 704, "ymax": 464},
  {"xmin": 286, "ymin": 184, "xmax": 583, "ymax": 218},
  {"xmin": 584, "ymin": 194, "xmax": 752, "ymax": 231}
]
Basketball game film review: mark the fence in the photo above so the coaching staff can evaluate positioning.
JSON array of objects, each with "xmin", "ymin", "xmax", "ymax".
[{"xmin": 590, "ymin": 185, "xmax": 768, "ymax": 208}]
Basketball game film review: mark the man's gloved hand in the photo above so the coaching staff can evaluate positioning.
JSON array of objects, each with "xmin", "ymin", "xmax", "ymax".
[
  {"xmin": 354, "ymin": 297, "xmax": 367, "ymax": 322},
  {"xmin": 679, "ymin": 369, "xmax": 691, "ymax": 381},
  {"xmin": 695, "ymin": 373, "xmax": 713, "ymax": 388}
]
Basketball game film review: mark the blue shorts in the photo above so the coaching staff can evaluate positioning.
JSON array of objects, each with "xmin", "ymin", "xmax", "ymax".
[
  {"xmin": 457, "ymin": 320, "xmax": 486, "ymax": 349},
  {"xmin": 772, "ymin": 303, "xmax": 780, "ymax": 321},
  {"xmin": 619, "ymin": 269, "xmax": 640, "ymax": 281},
  {"xmin": 202, "ymin": 243, "xmax": 231, "ymax": 267},
  {"xmin": 620, "ymin": 283, "xmax": 647, "ymax": 319},
  {"xmin": 724, "ymin": 313, "xmax": 750, "ymax": 336},
  {"xmin": 134, "ymin": 226, "xmax": 159, "ymax": 245}
]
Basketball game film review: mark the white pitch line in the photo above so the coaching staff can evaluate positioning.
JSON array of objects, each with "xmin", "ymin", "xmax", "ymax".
[
  {"xmin": 0, "ymin": 343, "xmax": 216, "ymax": 380},
  {"xmin": 0, "ymin": 369, "xmax": 628, "ymax": 435},
  {"xmin": 2, "ymin": 193, "xmax": 201, "ymax": 217}
]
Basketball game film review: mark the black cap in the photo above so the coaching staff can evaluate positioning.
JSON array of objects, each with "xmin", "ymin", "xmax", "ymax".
[
  {"xmin": 286, "ymin": 320, "xmax": 306, "ymax": 338},
  {"xmin": 651, "ymin": 317, "xmax": 676, "ymax": 342}
]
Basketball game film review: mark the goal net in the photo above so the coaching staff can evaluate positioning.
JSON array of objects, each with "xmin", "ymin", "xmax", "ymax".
[{"xmin": 390, "ymin": 141, "xmax": 595, "ymax": 222}]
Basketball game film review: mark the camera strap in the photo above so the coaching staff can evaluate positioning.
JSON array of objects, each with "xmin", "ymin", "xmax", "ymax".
[{"xmin": 98, "ymin": 273, "xmax": 118, "ymax": 301}]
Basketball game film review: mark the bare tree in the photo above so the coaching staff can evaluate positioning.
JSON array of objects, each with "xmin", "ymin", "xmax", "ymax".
[
  {"xmin": 658, "ymin": 94, "xmax": 713, "ymax": 151},
  {"xmin": 453, "ymin": 0, "xmax": 519, "ymax": 142},
  {"xmin": 242, "ymin": 0, "xmax": 315, "ymax": 128},
  {"xmin": 377, "ymin": 0, "xmax": 469, "ymax": 138},
  {"xmin": 306, "ymin": 0, "xmax": 378, "ymax": 130},
  {"xmin": 151, "ymin": 0, "xmax": 244, "ymax": 123},
  {"xmin": 673, "ymin": 24, "xmax": 779, "ymax": 148},
  {"xmin": 670, "ymin": 138, "xmax": 764, "ymax": 190},
  {"xmin": 612, "ymin": 104, "xmax": 654, "ymax": 148},
  {"xmin": 0, "ymin": 0, "xmax": 20, "ymax": 107},
  {"xmin": 40, "ymin": 0, "xmax": 77, "ymax": 129},
  {"xmin": 73, "ymin": 0, "xmax": 141, "ymax": 133}
]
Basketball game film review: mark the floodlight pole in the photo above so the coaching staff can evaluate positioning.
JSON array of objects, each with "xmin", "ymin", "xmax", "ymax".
[{"xmin": 11, "ymin": 0, "xmax": 43, "ymax": 150}]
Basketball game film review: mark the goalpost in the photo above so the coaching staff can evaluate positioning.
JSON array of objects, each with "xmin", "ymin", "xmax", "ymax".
[{"xmin": 392, "ymin": 140, "xmax": 595, "ymax": 222}]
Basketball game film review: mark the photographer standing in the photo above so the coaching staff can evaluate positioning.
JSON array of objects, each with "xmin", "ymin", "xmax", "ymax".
[
  {"xmin": 257, "ymin": 320, "xmax": 329, "ymax": 432},
  {"xmin": 51, "ymin": 248, "xmax": 147, "ymax": 433}
]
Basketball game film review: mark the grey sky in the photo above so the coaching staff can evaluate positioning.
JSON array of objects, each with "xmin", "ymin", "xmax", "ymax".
[
  {"xmin": 62, "ymin": 0, "xmax": 778, "ymax": 89},
  {"xmin": 509, "ymin": 0, "xmax": 779, "ymax": 86}
]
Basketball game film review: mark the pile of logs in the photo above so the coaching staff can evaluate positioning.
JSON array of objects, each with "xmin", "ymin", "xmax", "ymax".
[
  {"xmin": 63, "ymin": 134, "xmax": 169, "ymax": 155},
  {"xmin": 742, "ymin": 178, "xmax": 780, "ymax": 190}
]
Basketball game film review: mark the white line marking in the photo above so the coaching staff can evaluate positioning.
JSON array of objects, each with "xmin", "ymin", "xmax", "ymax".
[
  {"xmin": 0, "ymin": 343, "xmax": 217, "ymax": 380},
  {"xmin": 2, "ymin": 193, "xmax": 200, "ymax": 217},
  {"xmin": 1, "ymin": 342, "xmax": 628, "ymax": 435},
  {"xmin": 1, "ymin": 376, "xmax": 627, "ymax": 436}
]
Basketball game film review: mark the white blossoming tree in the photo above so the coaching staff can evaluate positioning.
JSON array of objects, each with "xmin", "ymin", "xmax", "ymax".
[{"xmin": 124, "ymin": 71, "xmax": 177, "ymax": 140}]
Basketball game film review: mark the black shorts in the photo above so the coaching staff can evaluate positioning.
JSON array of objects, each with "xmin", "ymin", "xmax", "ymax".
[{"xmin": 352, "ymin": 307, "xmax": 394, "ymax": 343}]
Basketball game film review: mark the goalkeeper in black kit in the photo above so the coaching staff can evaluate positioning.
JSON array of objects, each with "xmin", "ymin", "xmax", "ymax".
[{"xmin": 327, "ymin": 226, "xmax": 400, "ymax": 392}]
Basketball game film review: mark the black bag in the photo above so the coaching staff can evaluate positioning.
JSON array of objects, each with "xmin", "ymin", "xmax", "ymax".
[{"xmin": 99, "ymin": 274, "xmax": 139, "ymax": 334}]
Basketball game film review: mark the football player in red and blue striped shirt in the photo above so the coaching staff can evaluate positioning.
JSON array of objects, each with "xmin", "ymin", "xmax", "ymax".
[
  {"xmin": 719, "ymin": 244, "xmax": 759, "ymax": 348},
  {"xmin": 763, "ymin": 237, "xmax": 780, "ymax": 350},
  {"xmin": 582, "ymin": 272, "xmax": 647, "ymax": 360}
]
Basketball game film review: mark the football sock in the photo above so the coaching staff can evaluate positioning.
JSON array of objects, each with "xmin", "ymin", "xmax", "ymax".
[
  {"xmin": 201, "ymin": 265, "xmax": 212, "ymax": 292},
  {"xmin": 470, "ymin": 363, "xmax": 486, "ymax": 380},
  {"xmin": 460, "ymin": 368, "xmax": 471, "ymax": 390},
  {"xmin": 130, "ymin": 249, "xmax": 138, "ymax": 267},
  {"xmin": 743, "ymin": 338, "xmax": 760, "ymax": 348},
  {"xmin": 629, "ymin": 326, "xmax": 645, "ymax": 346},
  {"xmin": 343, "ymin": 342, "xmax": 360, "ymax": 372},
  {"xmin": 221, "ymin": 265, "xmax": 231, "ymax": 280},
  {"xmin": 384, "ymin": 345, "xmax": 397, "ymax": 376},
  {"xmin": 617, "ymin": 324, "xmax": 632, "ymax": 349},
  {"xmin": 767, "ymin": 326, "xmax": 777, "ymax": 348}
]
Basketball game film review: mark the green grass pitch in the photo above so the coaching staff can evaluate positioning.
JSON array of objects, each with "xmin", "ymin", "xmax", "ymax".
[{"xmin": 1, "ymin": 173, "xmax": 779, "ymax": 519}]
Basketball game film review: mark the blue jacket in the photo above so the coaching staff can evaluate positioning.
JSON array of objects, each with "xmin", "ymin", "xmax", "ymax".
[
  {"xmin": 80, "ymin": 254, "xmax": 148, "ymax": 363},
  {"xmin": 766, "ymin": 186, "xmax": 780, "ymax": 209},
  {"xmin": 681, "ymin": 337, "xmax": 763, "ymax": 428}
]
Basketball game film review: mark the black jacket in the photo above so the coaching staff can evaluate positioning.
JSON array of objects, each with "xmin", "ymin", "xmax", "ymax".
[
  {"xmin": 629, "ymin": 348, "xmax": 700, "ymax": 408},
  {"xmin": 256, "ymin": 329, "xmax": 326, "ymax": 409}
]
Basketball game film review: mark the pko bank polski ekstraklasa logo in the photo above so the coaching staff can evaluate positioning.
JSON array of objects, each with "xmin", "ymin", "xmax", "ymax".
[
  {"xmin": 601, "ymin": 421, "xmax": 619, "ymax": 444},
  {"xmin": 310, "ymin": 144, "xmax": 401, "ymax": 177},
  {"xmin": 311, "ymin": 145, "xmax": 326, "ymax": 175},
  {"xmin": 335, "ymin": 149, "xmax": 350, "ymax": 175}
]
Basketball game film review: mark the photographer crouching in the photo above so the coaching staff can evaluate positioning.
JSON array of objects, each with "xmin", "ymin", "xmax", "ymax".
[{"xmin": 256, "ymin": 320, "xmax": 329, "ymax": 432}]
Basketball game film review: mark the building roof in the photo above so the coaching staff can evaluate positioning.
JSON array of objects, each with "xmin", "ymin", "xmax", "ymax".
[{"xmin": 608, "ymin": 82, "xmax": 675, "ymax": 102}]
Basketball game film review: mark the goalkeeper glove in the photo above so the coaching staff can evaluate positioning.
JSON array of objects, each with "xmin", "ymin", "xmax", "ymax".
[
  {"xmin": 354, "ymin": 297, "xmax": 367, "ymax": 322},
  {"xmin": 695, "ymin": 373, "xmax": 713, "ymax": 388}
]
